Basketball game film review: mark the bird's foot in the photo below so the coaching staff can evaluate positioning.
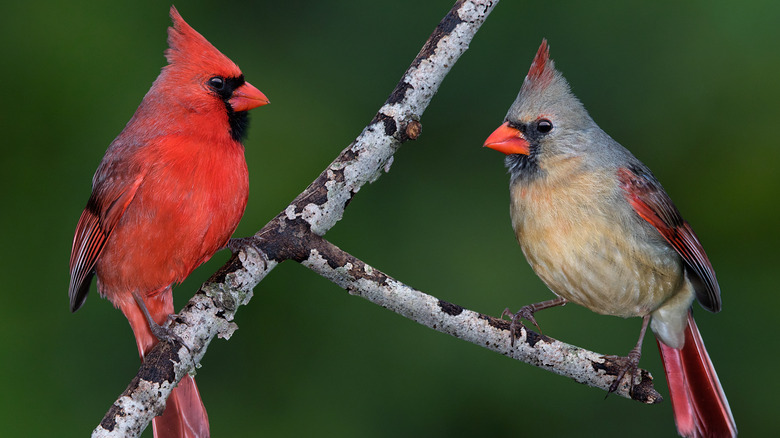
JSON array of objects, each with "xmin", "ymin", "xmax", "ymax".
[
  {"xmin": 133, "ymin": 292, "xmax": 191, "ymax": 351},
  {"xmin": 603, "ymin": 315, "xmax": 650, "ymax": 396},
  {"xmin": 151, "ymin": 317, "xmax": 190, "ymax": 351},
  {"xmin": 501, "ymin": 306, "xmax": 542, "ymax": 346},
  {"xmin": 603, "ymin": 348, "xmax": 642, "ymax": 395},
  {"xmin": 500, "ymin": 297, "xmax": 567, "ymax": 346},
  {"xmin": 227, "ymin": 236, "xmax": 259, "ymax": 254}
]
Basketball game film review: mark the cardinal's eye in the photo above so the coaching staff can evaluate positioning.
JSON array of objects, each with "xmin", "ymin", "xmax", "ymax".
[
  {"xmin": 208, "ymin": 76, "xmax": 225, "ymax": 90},
  {"xmin": 537, "ymin": 119, "xmax": 553, "ymax": 134}
]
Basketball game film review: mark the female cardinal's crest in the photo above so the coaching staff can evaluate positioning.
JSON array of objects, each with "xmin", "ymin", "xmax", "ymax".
[
  {"xmin": 510, "ymin": 38, "xmax": 582, "ymax": 116},
  {"xmin": 525, "ymin": 39, "xmax": 556, "ymax": 90}
]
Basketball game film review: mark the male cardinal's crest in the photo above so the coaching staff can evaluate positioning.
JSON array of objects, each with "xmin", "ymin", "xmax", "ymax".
[{"xmin": 166, "ymin": 6, "xmax": 240, "ymax": 75}]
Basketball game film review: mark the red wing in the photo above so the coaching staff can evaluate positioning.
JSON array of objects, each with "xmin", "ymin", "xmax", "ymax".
[
  {"xmin": 68, "ymin": 175, "xmax": 141, "ymax": 312},
  {"xmin": 69, "ymin": 203, "xmax": 105, "ymax": 312},
  {"xmin": 618, "ymin": 166, "xmax": 721, "ymax": 312}
]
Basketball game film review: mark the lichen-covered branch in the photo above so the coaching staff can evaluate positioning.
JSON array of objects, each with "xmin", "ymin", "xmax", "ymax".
[
  {"xmin": 93, "ymin": 1, "xmax": 661, "ymax": 436},
  {"xmin": 298, "ymin": 234, "xmax": 662, "ymax": 403},
  {"xmin": 92, "ymin": 247, "xmax": 272, "ymax": 438}
]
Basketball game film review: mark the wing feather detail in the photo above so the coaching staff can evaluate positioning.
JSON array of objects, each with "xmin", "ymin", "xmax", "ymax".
[{"xmin": 618, "ymin": 166, "xmax": 720, "ymax": 312}]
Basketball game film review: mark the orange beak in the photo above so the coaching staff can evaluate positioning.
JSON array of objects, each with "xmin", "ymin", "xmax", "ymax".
[
  {"xmin": 483, "ymin": 121, "xmax": 530, "ymax": 155},
  {"xmin": 230, "ymin": 81, "xmax": 270, "ymax": 112}
]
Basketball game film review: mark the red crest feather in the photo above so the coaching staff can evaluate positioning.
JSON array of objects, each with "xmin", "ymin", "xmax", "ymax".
[
  {"xmin": 165, "ymin": 6, "xmax": 240, "ymax": 76},
  {"xmin": 525, "ymin": 39, "xmax": 555, "ymax": 90}
]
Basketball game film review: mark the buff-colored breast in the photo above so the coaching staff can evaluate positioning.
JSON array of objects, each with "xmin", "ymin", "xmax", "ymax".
[{"xmin": 510, "ymin": 162, "xmax": 685, "ymax": 318}]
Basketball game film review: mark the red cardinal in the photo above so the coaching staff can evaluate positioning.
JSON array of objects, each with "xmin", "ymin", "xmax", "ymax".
[
  {"xmin": 68, "ymin": 7, "xmax": 268, "ymax": 438},
  {"xmin": 484, "ymin": 40, "xmax": 736, "ymax": 437}
]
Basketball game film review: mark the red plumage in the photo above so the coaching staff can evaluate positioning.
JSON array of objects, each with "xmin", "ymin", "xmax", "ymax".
[
  {"xmin": 69, "ymin": 7, "xmax": 268, "ymax": 437},
  {"xmin": 526, "ymin": 39, "xmax": 555, "ymax": 89}
]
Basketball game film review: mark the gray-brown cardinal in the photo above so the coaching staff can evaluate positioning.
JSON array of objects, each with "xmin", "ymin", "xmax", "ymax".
[{"xmin": 484, "ymin": 40, "xmax": 736, "ymax": 438}]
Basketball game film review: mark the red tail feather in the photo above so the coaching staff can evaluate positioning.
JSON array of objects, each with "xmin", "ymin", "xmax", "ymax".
[
  {"xmin": 153, "ymin": 375, "xmax": 210, "ymax": 438},
  {"xmin": 657, "ymin": 312, "xmax": 736, "ymax": 438}
]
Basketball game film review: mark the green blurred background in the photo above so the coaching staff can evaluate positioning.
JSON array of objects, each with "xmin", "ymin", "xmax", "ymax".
[{"xmin": 1, "ymin": 0, "xmax": 777, "ymax": 436}]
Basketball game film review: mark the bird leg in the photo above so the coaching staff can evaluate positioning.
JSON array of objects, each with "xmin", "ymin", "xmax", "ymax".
[
  {"xmin": 132, "ymin": 291, "xmax": 190, "ymax": 351},
  {"xmin": 604, "ymin": 314, "xmax": 651, "ymax": 395},
  {"xmin": 501, "ymin": 297, "xmax": 567, "ymax": 346}
]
